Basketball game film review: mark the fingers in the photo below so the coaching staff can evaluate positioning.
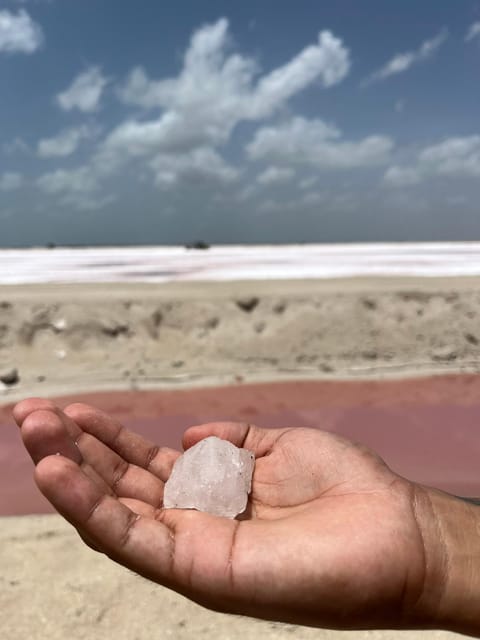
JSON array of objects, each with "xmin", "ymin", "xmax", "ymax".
[
  {"xmin": 13, "ymin": 397, "xmax": 58, "ymax": 426},
  {"xmin": 182, "ymin": 421, "xmax": 290, "ymax": 458},
  {"xmin": 76, "ymin": 429, "xmax": 166, "ymax": 507},
  {"xmin": 15, "ymin": 399, "xmax": 114, "ymax": 497},
  {"xmin": 35, "ymin": 455, "xmax": 174, "ymax": 577},
  {"xmin": 20, "ymin": 409, "xmax": 82, "ymax": 465},
  {"xmin": 35, "ymin": 454, "xmax": 239, "ymax": 602},
  {"xmin": 14, "ymin": 399, "xmax": 167, "ymax": 507},
  {"xmin": 64, "ymin": 403, "xmax": 179, "ymax": 483}
]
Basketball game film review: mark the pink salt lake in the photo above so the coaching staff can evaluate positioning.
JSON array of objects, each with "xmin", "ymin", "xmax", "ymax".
[{"xmin": 1, "ymin": 375, "xmax": 479, "ymax": 515}]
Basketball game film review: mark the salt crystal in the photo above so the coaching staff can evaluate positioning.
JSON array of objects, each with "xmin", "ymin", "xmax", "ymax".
[{"xmin": 163, "ymin": 436, "xmax": 255, "ymax": 518}]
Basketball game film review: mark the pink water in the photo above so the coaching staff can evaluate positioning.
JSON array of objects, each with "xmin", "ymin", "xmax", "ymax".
[{"xmin": 1, "ymin": 375, "xmax": 479, "ymax": 515}]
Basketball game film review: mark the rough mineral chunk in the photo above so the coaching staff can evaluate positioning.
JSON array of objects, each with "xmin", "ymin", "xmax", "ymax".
[{"xmin": 163, "ymin": 436, "xmax": 255, "ymax": 518}]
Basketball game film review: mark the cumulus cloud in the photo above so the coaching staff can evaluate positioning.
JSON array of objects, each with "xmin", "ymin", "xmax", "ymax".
[
  {"xmin": 37, "ymin": 125, "xmax": 96, "ymax": 158},
  {"xmin": 99, "ymin": 113, "xmax": 205, "ymax": 162},
  {"xmin": 247, "ymin": 29, "xmax": 350, "ymax": 112},
  {"xmin": 383, "ymin": 166, "xmax": 421, "ymax": 187},
  {"xmin": 150, "ymin": 147, "xmax": 239, "ymax": 188},
  {"xmin": 108, "ymin": 19, "xmax": 349, "ymax": 161},
  {"xmin": 36, "ymin": 20, "xmax": 374, "ymax": 212},
  {"xmin": 57, "ymin": 67, "xmax": 108, "ymax": 112},
  {"xmin": 0, "ymin": 171, "xmax": 23, "ymax": 191},
  {"xmin": 257, "ymin": 166, "xmax": 295, "ymax": 185},
  {"xmin": 36, "ymin": 165, "xmax": 113, "ymax": 211},
  {"xmin": 465, "ymin": 22, "xmax": 480, "ymax": 42},
  {"xmin": 61, "ymin": 192, "xmax": 115, "ymax": 212},
  {"xmin": 363, "ymin": 29, "xmax": 448, "ymax": 85},
  {"xmin": 384, "ymin": 135, "xmax": 480, "ymax": 186},
  {"xmin": 37, "ymin": 166, "xmax": 99, "ymax": 195},
  {"xmin": 247, "ymin": 117, "xmax": 393, "ymax": 169},
  {"xmin": 0, "ymin": 9, "xmax": 43, "ymax": 53}
]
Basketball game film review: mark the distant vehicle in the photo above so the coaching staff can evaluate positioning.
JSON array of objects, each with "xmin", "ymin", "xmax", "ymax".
[{"xmin": 184, "ymin": 241, "xmax": 210, "ymax": 250}]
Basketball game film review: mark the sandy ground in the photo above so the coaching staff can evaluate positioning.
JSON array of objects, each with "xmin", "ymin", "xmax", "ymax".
[
  {"xmin": 2, "ymin": 277, "xmax": 480, "ymax": 402},
  {"xmin": 2, "ymin": 276, "xmax": 479, "ymax": 639},
  {"xmin": 1, "ymin": 515, "xmax": 465, "ymax": 640}
]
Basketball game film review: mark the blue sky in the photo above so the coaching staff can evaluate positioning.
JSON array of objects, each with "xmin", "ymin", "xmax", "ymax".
[{"xmin": 1, "ymin": 0, "xmax": 480, "ymax": 246}]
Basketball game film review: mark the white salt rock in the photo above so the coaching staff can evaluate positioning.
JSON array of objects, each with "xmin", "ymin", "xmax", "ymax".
[{"xmin": 163, "ymin": 436, "xmax": 255, "ymax": 518}]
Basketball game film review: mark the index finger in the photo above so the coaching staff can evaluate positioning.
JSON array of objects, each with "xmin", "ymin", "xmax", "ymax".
[{"xmin": 64, "ymin": 403, "xmax": 179, "ymax": 483}]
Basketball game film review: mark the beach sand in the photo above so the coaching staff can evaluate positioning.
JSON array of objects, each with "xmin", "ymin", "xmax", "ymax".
[
  {"xmin": 0, "ymin": 514, "xmax": 465, "ymax": 640},
  {"xmin": 2, "ymin": 276, "xmax": 480, "ymax": 401},
  {"xmin": 2, "ymin": 276, "xmax": 479, "ymax": 639}
]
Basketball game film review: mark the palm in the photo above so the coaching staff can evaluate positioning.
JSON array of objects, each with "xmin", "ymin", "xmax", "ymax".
[{"xmin": 14, "ymin": 399, "xmax": 427, "ymax": 629}]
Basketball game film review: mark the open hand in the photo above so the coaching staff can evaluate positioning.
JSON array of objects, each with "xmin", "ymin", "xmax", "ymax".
[{"xmin": 13, "ymin": 398, "xmax": 452, "ymax": 630}]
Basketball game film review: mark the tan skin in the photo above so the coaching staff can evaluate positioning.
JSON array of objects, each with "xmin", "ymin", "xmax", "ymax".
[{"xmin": 12, "ymin": 398, "xmax": 480, "ymax": 636}]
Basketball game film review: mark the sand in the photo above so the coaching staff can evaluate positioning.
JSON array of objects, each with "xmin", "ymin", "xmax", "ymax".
[
  {"xmin": 2, "ymin": 276, "xmax": 480, "ymax": 402},
  {"xmin": 1, "ymin": 515, "xmax": 465, "ymax": 640},
  {"xmin": 2, "ymin": 276, "xmax": 479, "ymax": 639}
]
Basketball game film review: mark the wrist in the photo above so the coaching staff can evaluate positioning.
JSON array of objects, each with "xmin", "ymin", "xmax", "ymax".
[{"xmin": 411, "ymin": 485, "xmax": 480, "ymax": 636}]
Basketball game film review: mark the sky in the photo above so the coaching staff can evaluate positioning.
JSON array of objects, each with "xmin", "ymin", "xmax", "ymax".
[{"xmin": 1, "ymin": 0, "xmax": 480, "ymax": 247}]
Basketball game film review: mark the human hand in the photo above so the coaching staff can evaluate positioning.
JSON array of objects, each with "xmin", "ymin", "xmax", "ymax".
[{"xmin": 13, "ymin": 399, "xmax": 480, "ymax": 635}]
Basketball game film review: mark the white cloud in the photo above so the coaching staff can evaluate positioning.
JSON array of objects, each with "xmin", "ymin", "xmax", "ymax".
[
  {"xmin": 119, "ymin": 21, "xmax": 348, "ymax": 111},
  {"xmin": 150, "ymin": 147, "xmax": 239, "ymax": 187},
  {"xmin": 36, "ymin": 165, "xmax": 115, "ymax": 211},
  {"xmin": 36, "ymin": 166, "xmax": 99, "ymax": 195},
  {"xmin": 247, "ymin": 117, "xmax": 393, "ymax": 169},
  {"xmin": 32, "ymin": 20, "xmax": 370, "ymax": 212},
  {"xmin": 109, "ymin": 19, "xmax": 349, "ymax": 161},
  {"xmin": 0, "ymin": 9, "xmax": 43, "ymax": 53},
  {"xmin": 249, "ymin": 29, "xmax": 350, "ymax": 113},
  {"xmin": 383, "ymin": 166, "xmax": 421, "ymax": 187},
  {"xmin": 257, "ymin": 166, "xmax": 295, "ymax": 185},
  {"xmin": 0, "ymin": 171, "xmax": 23, "ymax": 191},
  {"xmin": 61, "ymin": 192, "xmax": 115, "ymax": 212},
  {"xmin": 419, "ymin": 136, "xmax": 480, "ymax": 176},
  {"xmin": 99, "ymin": 112, "xmax": 205, "ymax": 160},
  {"xmin": 466, "ymin": 22, "xmax": 480, "ymax": 42},
  {"xmin": 363, "ymin": 29, "xmax": 448, "ymax": 85},
  {"xmin": 37, "ymin": 125, "xmax": 96, "ymax": 158},
  {"xmin": 299, "ymin": 176, "xmax": 318, "ymax": 190},
  {"xmin": 57, "ymin": 67, "xmax": 108, "ymax": 112},
  {"xmin": 384, "ymin": 135, "xmax": 480, "ymax": 186}
]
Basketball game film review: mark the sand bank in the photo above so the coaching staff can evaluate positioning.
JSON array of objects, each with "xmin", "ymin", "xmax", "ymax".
[{"xmin": 2, "ymin": 277, "xmax": 480, "ymax": 403}]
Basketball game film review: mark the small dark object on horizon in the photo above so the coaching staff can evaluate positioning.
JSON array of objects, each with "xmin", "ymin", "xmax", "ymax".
[
  {"xmin": 185, "ymin": 241, "xmax": 210, "ymax": 250},
  {"xmin": 46, "ymin": 242, "xmax": 56, "ymax": 249}
]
